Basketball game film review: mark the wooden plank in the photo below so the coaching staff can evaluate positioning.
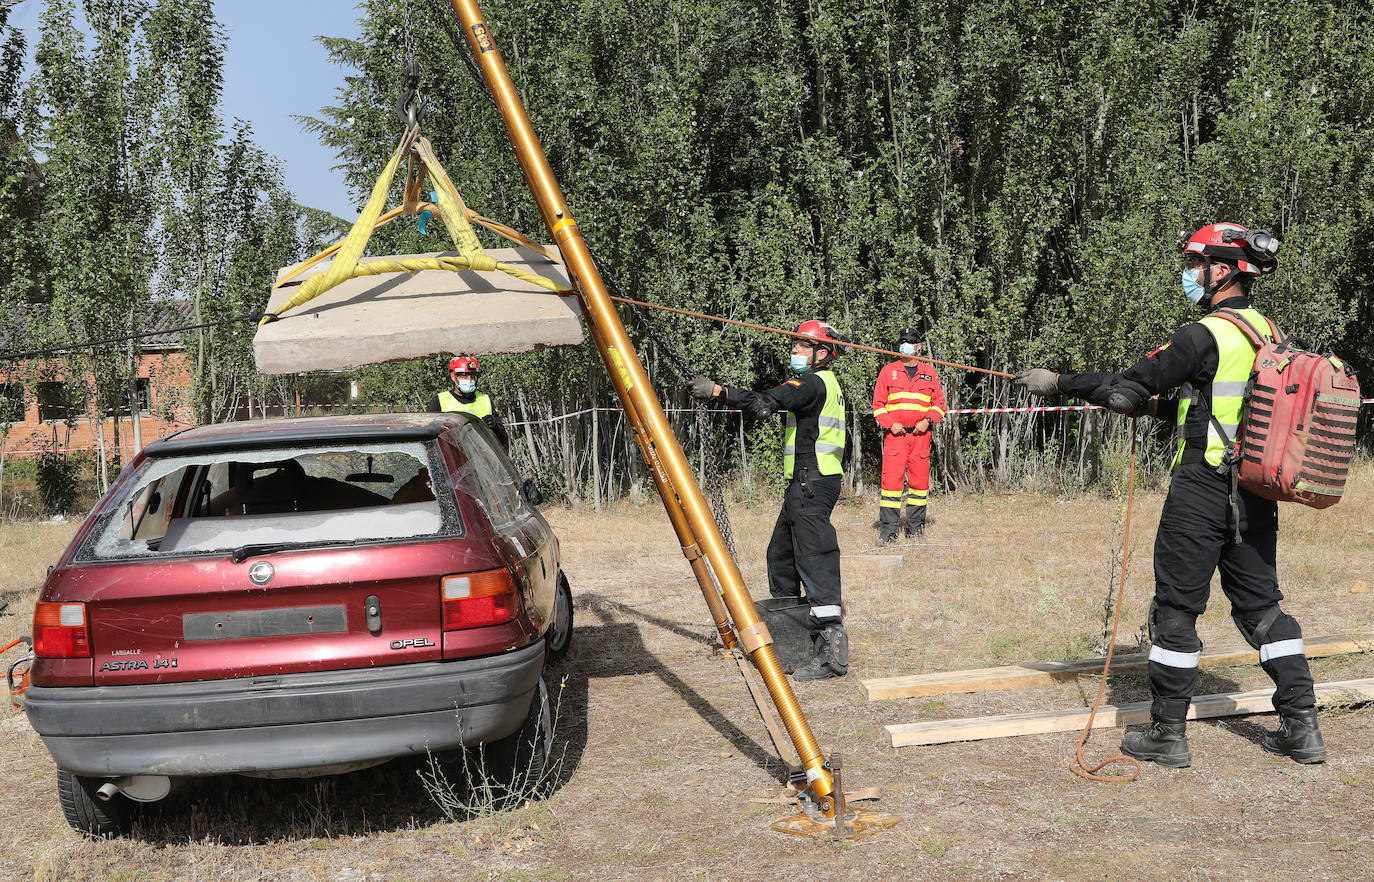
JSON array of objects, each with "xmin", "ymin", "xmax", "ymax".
[
  {"xmin": 886, "ymin": 677, "xmax": 1374, "ymax": 747},
  {"xmin": 862, "ymin": 634, "xmax": 1372, "ymax": 701}
]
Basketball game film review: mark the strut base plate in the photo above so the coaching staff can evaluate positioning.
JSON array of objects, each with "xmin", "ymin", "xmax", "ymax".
[{"xmin": 771, "ymin": 807, "xmax": 900, "ymax": 841}]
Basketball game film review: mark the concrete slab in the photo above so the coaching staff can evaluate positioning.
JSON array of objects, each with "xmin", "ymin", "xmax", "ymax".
[{"xmin": 252, "ymin": 246, "xmax": 584, "ymax": 374}]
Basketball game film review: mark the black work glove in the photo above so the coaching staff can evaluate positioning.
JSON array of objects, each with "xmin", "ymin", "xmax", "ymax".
[
  {"xmin": 1092, "ymin": 380, "xmax": 1154, "ymax": 417},
  {"xmin": 745, "ymin": 397, "xmax": 776, "ymax": 420},
  {"xmin": 1014, "ymin": 368, "xmax": 1059, "ymax": 397},
  {"xmin": 690, "ymin": 375, "xmax": 718, "ymax": 400}
]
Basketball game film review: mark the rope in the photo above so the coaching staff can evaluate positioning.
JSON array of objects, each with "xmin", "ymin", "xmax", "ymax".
[
  {"xmin": 0, "ymin": 311, "xmax": 261, "ymax": 362},
  {"xmin": 572, "ymin": 292, "xmax": 1017, "ymax": 380},
  {"xmin": 1069, "ymin": 416, "xmax": 1142, "ymax": 783}
]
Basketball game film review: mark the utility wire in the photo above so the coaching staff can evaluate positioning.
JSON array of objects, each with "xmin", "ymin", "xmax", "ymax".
[{"xmin": 0, "ymin": 310, "xmax": 262, "ymax": 362}]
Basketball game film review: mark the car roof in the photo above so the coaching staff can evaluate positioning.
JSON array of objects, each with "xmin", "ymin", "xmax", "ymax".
[{"xmin": 144, "ymin": 412, "xmax": 474, "ymax": 457}]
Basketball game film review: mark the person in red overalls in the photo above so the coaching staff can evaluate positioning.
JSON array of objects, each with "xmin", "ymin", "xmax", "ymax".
[{"xmin": 871, "ymin": 327, "xmax": 946, "ymax": 543}]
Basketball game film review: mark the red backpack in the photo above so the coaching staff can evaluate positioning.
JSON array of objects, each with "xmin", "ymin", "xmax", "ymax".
[{"xmin": 1210, "ymin": 309, "xmax": 1362, "ymax": 509}]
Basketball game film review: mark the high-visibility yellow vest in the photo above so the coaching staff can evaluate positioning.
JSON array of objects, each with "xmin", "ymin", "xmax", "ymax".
[
  {"xmin": 438, "ymin": 390, "xmax": 494, "ymax": 418},
  {"xmin": 1173, "ymin": 307, "xmax": 1269, "ymax": 468},
  {"xmin": 783, "ymin": 370, "xmax": 846, "ymax": 478}
]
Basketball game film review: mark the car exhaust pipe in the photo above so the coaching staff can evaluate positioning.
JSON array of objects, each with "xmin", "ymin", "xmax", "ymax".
[{"xmin": 95, "ymin": 775, "xmax": 173, "ymax": 803}]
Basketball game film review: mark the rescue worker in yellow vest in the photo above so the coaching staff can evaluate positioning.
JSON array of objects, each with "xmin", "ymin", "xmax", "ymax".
[
  {"xmin": 872, "ymin": 327, "xmax": 946, "ymax": 543},
  {"xmin": 690, "ymin": 320, "xmax": 849, "ymax": 681},
  {"xmin": 428, "ymin": 355, "xmax": 511, "ymax": 451},
  {"xmin": 1015, "ymin": 223, "xmax": 1323, "ymax": 768}
]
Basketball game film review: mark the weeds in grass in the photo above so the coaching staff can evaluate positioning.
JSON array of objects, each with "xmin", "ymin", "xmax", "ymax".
[
  {"xmin": 984, "ymin": 631, "xmax": 1030, "ymax": 661},
  {"xmin": 1035, "ymin": 582, "xmax": 1065, "ymax": 616},
  {"xmin": 420, "ymin": 675, "xmax": 567, "ymax": 825}
]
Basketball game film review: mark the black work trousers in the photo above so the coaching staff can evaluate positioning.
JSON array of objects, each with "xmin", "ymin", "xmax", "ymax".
[
  {"xmin": 766, "ymin": 471, "xmax": 843, "ymax": 634},
  {"xmin": 1148, "ymin": 463, "xmax": 1316, "ymax": 720}
]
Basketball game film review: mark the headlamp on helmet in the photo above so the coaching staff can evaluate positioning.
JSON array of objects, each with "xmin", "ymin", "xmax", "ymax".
[
  {"xmin": 448, "ymin": 355, "xmax": 480, "ymax": 376},
  {"xmin": 1181, "ymin": 223, "xmax": 1280, "ymax": 276}
]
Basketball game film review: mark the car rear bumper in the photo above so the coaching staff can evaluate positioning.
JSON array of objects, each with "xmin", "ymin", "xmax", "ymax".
[{"xmin": 23, "ymin": 642, "xmax": 545, "ymax": 777}]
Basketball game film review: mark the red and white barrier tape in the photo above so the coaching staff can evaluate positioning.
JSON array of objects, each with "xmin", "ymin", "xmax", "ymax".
[
  {"xmin": 945, "ymin": 405, "xmax": 1101, "ymax": 415},
  {"xmin": 6, "ymin": 399, "xmax": 1371, "ymax": 458}
]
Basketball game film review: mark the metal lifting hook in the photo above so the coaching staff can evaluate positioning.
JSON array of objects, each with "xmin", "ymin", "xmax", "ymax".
[{"xmin": 395, "ymin": 57, "xmax": 425, "ymax": 128}]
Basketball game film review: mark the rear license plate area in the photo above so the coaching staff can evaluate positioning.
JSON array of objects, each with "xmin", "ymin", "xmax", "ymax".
[{"xmin": 183, "ymin": 606, "xmax": 347, "ymax": 640}]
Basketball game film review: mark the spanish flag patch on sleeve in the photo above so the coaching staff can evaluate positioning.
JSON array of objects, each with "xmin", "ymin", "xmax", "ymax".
[{"xmin": 784, "ymin": 379, "xmax": 802, "ymax": 387}]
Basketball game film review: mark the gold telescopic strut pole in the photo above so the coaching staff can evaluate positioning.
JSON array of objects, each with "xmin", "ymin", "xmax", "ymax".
[
  {"xmin": 581, "ymin": 314, "xmax": 738, "ymax": 653},
  {"xmin": 446, "ymin": 0, "xmax": 837, "ymax": 808}
]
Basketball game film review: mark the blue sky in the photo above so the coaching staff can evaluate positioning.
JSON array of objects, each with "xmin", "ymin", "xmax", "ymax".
[{"xmin": 9, "ymin": 0, "xmax": 364, "ymax": 219}]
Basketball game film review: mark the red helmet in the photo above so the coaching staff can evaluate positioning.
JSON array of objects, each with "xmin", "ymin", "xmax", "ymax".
[
  {"xmin": 448, "ymin": 355, "xmax": 479, "ymax": 375},
  {"xmin": 1181, "ymin": 223, "xmax": 1280, "ymax": 275},
  {"xmin": 794, "ymin": 320, "xmax": 844, "ymax": 365},
  {"xmin": 796, "ymin": 318, "xmax": 835, "ymax": 357}
]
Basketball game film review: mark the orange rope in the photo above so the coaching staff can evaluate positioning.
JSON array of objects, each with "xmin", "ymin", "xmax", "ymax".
[
  {"xmin": 1069, "ymin": 416, "xmax": 1142, "ymax": 782},
  {"xmin": 564, "ymin": 292, "xmax": 1017, "ymax": 379}
]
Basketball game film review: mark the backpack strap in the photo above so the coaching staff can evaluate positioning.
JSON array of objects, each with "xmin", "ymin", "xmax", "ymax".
[
  {"xmin": 1202, "ymin": 307, "xmax": 1273, "ymax": 545},
  {"xmin": 1210, "ymin": 307, "xmax": 1286, "ymax": 347}
]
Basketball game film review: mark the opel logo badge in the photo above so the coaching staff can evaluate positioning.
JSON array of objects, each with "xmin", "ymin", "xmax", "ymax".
[{"xmin": 247, "ymin": 561, "xmax": 275, "ymax": 586}]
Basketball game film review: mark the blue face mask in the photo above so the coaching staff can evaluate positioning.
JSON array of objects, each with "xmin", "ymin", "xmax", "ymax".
[
  {"xmin": 789, "ymin": 354, "xmax": 811, "ymax": 374},
  {"xmin": 899, "ymin": 342, "xmax": 918, "ymax": 356},
  {"xmin": 1181, "ymin": 267, "xmax": 1206, "ymax": 305},
  {"xmin": 457, "ymin": 378, "xmax": 477, "ymax": 394}
]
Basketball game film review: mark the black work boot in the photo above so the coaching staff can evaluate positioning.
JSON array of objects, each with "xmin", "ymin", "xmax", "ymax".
[
  {"xmin": 877, "ymin": 509, "xmax": 900, "ymax": 546},
  {"xmin": 905, "ymin": 506, "xmax": 927, "ymax": 538},
  {"xmin": 793, "ymin": 624, "xmax": 848, "ymax": 681},
  {"xmin": 1263, "ymin": 707, "xmax": 1326, "ymax": 764},
  {"xmin": 1121, "ymin": 719, "xmax": 1191, "ymax": 768}
]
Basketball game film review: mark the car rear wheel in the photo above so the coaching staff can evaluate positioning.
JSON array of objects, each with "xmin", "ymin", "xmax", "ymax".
[
  {"xmin": 548, "ymin": 571, "xmax": 573, "ymax": 660},
  {"xmin": 483, "ymin": 678, "xmax": 552, "ymax": 808},
  {"xmin": 57, "ymin": 770, "xmax": 137, "ymax": 838}
]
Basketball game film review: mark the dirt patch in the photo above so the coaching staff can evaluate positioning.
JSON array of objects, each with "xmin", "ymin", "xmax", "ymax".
[{"xmin": 2, "ymin": 465, "xmax": 1372, "ymax": 880}]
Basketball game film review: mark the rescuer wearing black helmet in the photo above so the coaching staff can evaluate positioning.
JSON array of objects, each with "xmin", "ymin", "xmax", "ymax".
[
  {"xmin": 872, "ymin": 327, "xmax": 946, "ymax": 542},
  {"xmin": 691, "ymin": 320, "xmax": 850, "ymax": 681},
  {"xmin": 1015, "ymin": 223, "xmax": 1323, "ymax": 769}
]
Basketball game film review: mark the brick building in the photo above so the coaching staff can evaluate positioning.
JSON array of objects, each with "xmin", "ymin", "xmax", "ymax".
[{"xmin": 1, "ymin": 302, "xmax": 198, "ymax": 461}]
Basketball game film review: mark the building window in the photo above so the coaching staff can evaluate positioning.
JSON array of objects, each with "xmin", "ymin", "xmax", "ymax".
[
  {"xmin": 0, "ymin": 383, "xmax": 24, "ymax": 423},
  {"xmin": 37, "ymin": 381, "xmax": 86, "ymax": 423},
  {"xmin": 102, "ymin": 378, "xmax": 152, "ymax": 416}
]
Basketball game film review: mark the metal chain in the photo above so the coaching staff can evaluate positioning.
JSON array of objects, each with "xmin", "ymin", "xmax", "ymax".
[
  {"xmin": 423, "ymin": 0, "xmax": 497, "ymax": 109},
  {"xmin": 401, "ymin": 0, "xmax": 416, "ymax": 68}
]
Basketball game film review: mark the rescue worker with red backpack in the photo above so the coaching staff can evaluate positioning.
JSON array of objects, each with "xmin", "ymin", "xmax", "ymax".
[
  {"xmin": 691, "ymin": 320, "xmax": 850, "ymax": 681},
  {"xmin": 872, "ymin": 327, "xmax": 946, "ymax": 542},
  {"xmin": 1016, "ymin": 223, "xmax": 1327, "ymax": 768},
  {"xmin": 428, "ymin": 356, "xmax": 511, "ymax": 451}
]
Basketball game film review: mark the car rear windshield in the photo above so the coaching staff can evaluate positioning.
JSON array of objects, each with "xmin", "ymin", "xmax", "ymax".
[{"xmin": 74, "ymin": 440, "xmax": 461, "ymax": 562}]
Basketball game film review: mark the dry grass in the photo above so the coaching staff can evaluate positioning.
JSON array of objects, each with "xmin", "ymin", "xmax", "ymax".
[{"xmin": 1, "ymin": 461, "xmax": 1372, "ymax": 880}]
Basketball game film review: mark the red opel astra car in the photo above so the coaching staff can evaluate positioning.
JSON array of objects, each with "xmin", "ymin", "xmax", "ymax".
[{"xmin": 23, "ymin": 413, "xmax": 572, "ymax": 837}]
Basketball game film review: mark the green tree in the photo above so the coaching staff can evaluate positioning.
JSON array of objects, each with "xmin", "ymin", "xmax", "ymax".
[{"xmin": 301, "ymin": 0, "xmax": 1374, "ymax": 496}]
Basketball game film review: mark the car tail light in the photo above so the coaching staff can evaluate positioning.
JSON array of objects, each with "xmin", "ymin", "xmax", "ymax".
[
  {"xmin": 33, "ymin": 602, "xmax": 92, "ymax": 658},
  {"xmin": 442, "ymin": 569, "xmax": 519, "ymax": 629}
]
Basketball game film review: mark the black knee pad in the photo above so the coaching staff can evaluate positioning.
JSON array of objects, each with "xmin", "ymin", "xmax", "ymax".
[
  {"xmin": 1149, "ymin": 600, "xmax": 1201, "ymax": 652},
  {"xmin": 1232, "ymin": 604, "xmax": 1299, "ymax": 650}
]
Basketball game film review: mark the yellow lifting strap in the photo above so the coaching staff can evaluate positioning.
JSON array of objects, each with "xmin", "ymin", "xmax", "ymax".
[{"xmin": 260, "ymin": 126, "xmax": 569, "ymax": 327}]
